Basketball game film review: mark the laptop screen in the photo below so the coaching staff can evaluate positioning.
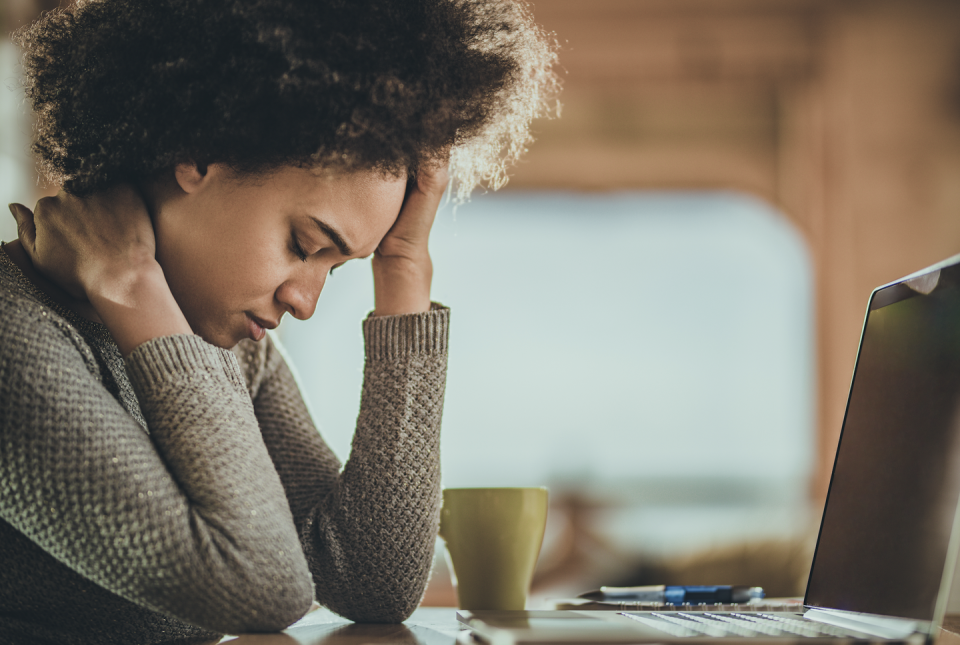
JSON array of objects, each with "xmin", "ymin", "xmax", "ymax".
[{"xmin": 804, "ymin": 261, "xmax": 960, "ymax": 621}]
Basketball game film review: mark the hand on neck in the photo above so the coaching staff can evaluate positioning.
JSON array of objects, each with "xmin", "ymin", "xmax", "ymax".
[{"xmin": 1, "ymin": 239, "xmax": 103, "ymax": 324}]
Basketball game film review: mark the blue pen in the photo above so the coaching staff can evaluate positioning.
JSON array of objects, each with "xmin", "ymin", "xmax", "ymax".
[{"xmin": 579, "ymin": 585, "xmax": 765, "ymax": 605}]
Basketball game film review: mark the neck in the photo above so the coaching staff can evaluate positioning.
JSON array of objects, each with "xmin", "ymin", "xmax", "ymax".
[{"xmin": 1, "ymin": 240, "xmax": 103, "ymax": 324}]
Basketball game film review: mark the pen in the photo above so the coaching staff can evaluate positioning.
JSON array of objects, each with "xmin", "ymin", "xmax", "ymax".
[{"xmin": 578, "ymin": 585, "xmax": 765, "ymax": 605}]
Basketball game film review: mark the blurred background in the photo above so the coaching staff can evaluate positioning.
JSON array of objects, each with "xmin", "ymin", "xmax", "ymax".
[{"xmin": 4, "ymin": 0, "xmax": 960, "ymax": 606}]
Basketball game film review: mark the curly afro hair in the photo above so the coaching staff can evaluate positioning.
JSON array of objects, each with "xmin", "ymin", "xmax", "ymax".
[{"xmin": 14, "ymin": 0, "xmax": 560, "ymax": 200}]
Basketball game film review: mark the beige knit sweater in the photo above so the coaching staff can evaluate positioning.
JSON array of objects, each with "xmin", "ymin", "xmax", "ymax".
[{"xmin": 0, "ymin": 246, "xmax": 449, "ymax": 644}]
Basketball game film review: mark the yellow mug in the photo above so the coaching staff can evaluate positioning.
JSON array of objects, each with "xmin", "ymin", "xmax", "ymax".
[{"xmin": 438, "ymin": 487, "xmax": 549, "ymax": 610}]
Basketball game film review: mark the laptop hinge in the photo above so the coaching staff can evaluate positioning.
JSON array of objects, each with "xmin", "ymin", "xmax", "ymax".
[{"xmin": 804, "ymin": 608, "xmax": 924, "ymax": 640}]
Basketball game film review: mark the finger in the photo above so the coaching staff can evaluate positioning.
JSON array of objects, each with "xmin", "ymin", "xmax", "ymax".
[
  {"xmin": 417, "ymin": 163, "xmax": 450, "ymax": 195},
  {"xmin": 8, "ymin": 203, "xmax": 38, "ymax": 255},
  {"xmin": 390, "ymin": 165, "xmax": 449, "ymax": 241}
]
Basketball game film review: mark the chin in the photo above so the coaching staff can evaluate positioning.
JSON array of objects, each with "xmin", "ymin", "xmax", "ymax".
[
  {"xmin": 202, "ymin": 334, "xmax": 238, "ymax": 349},
  {"xmin": 192, "ymin": 322, "xmax": 240, "ymax": 349}
]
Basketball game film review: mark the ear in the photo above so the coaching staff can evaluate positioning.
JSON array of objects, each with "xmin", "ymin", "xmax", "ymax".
[{"xmin": 173, "ymin": 161, "xmax": 210, "ymax": 194}]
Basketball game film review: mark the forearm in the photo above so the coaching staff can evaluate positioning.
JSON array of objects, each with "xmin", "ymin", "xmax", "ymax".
[
  {"xmin": 121, "ymin": 336, "xmax": 313, "ymax": 630},
  {"xmin": 301, "ymin": 305, "xmax": 449, "ymax": 622}
]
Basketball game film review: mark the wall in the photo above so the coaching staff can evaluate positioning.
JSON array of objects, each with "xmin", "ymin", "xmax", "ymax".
[{"xmin": 507, "ymin": 0, "xmax": 960, "ymax": 500}]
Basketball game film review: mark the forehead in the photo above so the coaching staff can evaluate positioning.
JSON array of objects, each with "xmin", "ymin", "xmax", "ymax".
[{"xmin": 266, "ymin": 166, "xmax": 407, "ymax": 251}]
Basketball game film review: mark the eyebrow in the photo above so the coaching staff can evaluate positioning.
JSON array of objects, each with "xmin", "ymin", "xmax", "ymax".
[{"xmin": 308, "ymin": 216, "xmax": 353, "ymax": 256}]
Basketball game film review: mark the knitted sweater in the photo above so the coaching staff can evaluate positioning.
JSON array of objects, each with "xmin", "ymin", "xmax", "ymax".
[{"xmin": 0, "ymin": 245, "xmax": 449, "ymax": 645}]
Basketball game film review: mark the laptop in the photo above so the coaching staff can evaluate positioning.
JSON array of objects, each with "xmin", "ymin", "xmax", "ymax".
[{"xmin": 460, "ymin": 254, "xmax": 960, "ymax": 644}]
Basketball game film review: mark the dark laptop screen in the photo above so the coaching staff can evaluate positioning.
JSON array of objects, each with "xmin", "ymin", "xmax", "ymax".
[{"xmin": 805, "ymin": 261, "xmax": 960, "ymax": 621}]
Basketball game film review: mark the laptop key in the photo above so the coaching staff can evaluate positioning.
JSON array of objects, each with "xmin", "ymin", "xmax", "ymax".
[
  {"xmin": 622, "ymin": 613, "xmax": 700, "ymax": 637},
  {"xmin": 699, "ymin": 613, "xmax": 785, "ymax": 636},
  {"xmin": 624, "ymin": 611, "xmax": 873, "ymax": 638}
]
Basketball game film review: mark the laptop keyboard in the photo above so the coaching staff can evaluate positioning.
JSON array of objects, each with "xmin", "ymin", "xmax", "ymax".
[{"xmin": 624, "ymin": 612, "xmax": 867, "ymax": 638}]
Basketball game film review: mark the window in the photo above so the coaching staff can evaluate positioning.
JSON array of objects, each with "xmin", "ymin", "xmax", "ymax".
[{"xmin": 279, "ymin": 190, "xmax": 814, "ymax": 555}]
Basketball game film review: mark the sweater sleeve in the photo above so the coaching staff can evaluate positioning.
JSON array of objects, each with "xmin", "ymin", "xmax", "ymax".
[
  {"xmin": 249, "ymin": 304, "xmax": 449, "ymax": 623},
  {"xmin": 0, "ymin": 309, "xmax": 314, "ymax": 635}
]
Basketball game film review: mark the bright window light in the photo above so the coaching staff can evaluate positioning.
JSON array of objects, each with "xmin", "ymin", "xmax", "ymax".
[{"xmin": 279, "ymin": 190, "xmax": 814, "ymax": 502}]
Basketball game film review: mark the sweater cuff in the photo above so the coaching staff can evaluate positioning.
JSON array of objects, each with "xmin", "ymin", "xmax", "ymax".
[
  {"xmin": 363, "ymin": 302, "xmax": 449, "ymax": 361},
  {"xmin": 125, "ymin": 334, "xmax": 246, "ymax": 392}
]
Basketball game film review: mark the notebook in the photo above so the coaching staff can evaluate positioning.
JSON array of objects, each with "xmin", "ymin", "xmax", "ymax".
[{"xmin": 460, "ymin": 253, "xmax": 960, "ymax": 644}]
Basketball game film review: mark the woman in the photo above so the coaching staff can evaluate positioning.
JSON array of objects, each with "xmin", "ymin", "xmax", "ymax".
[{"xmin": 0, "ymin": 0, "xmax": 558, "ymax": 642}]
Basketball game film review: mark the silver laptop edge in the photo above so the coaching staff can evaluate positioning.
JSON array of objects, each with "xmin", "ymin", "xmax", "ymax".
[{"xmin": 801, "ymin": 254, "xmax": 960, "ymax": 642}]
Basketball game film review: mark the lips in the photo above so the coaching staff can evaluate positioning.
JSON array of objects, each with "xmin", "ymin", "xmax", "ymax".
[{"xmin": 246, "ymin": 313, "xmax": 278, "ymax": 342}]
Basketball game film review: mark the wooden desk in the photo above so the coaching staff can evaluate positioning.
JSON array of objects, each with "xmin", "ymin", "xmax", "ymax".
[
  {"xmin": 939, "ymin": 616, "xmax": 960, "ymax": 645},
  {"xmin": 223, "ymin": 607, "xmax": 462, "ymax": 645}
]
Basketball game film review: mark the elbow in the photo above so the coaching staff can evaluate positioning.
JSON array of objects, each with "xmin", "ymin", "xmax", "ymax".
[
  {"xmin": 178, "ymin": 519, "xmax": 316, "ymax": 633},
  {"xmin": 336, "ymin": 603, "xmax": 417, "ymax": 625},
  {"xmin": 250, "ymin": 575, "xmax": 315, "ymax": 630},
  {"xmin": 235, "ymin": 589, "xmax": 315, "ymax": 633},
  {"xmin": 307, "ymin": 525, "xmax": 436, "ymax": 624},
  {"xmin": 207, "ymin": 577, "xmax": 315, "ymax": 634},
  {"xmin": 322, "ymin": 585, "xmax": 424, "ymax": 624},
  {"xmin": 170, "ymin": 558, "xmax": 315, "ymax": 635}
]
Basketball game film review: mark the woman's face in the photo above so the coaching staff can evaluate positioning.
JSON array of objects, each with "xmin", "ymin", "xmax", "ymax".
[{"xmin": 152, "ymin": 163, "xmax": 407, "ymax": 348}]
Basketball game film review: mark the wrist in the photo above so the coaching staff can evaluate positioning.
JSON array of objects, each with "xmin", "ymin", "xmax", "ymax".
[
  {"xmin": 83, "ymin": 253, "xmax": 163, "ymax": 301},
  {"xmin": 88, "ymin": 262, "xmax": 193, "ymax": 356},
  {"xmin": 371, "ymin": 253, "xmax": 432, "ymax": 316}
]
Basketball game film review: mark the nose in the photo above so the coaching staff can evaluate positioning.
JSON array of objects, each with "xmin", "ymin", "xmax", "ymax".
[{"xmin": 276, "ymin": 267, "xmax": 327, "ymax": 320}]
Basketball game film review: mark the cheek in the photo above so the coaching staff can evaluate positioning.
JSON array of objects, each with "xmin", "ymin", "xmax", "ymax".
[
  {"xmin": 202, "ymin": 233, "xmax": 289, "ymax": 298},
  {"xmin": 157, "ymin": 210, "xmax": 288, "ymax": 300}
]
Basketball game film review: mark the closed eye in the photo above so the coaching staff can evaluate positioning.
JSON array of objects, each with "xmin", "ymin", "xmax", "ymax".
[{"xmin": 290, "ymin": 232, "xmax": 308, "ymax": 262}]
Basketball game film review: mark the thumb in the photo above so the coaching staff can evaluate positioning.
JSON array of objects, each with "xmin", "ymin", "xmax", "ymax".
[{"xmin": 8, "ymin": 203, "xmax": 37, "ymax": 254}]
